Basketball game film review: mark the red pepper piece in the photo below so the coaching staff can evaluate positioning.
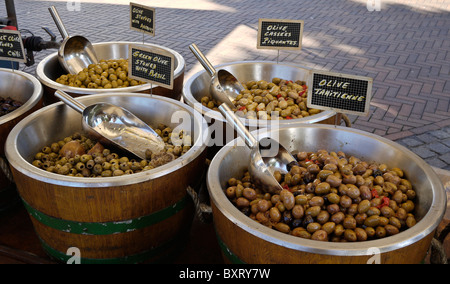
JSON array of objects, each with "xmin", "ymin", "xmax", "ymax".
[
  {"xmin": 371, "ymin": 189, "xmax": 379, "ymax": 198},
  {"xmin": 282, "ymin": 184, "xmax": 292, "ymax": 192},
  {"xmin": 286, "ymin": 116, "xmax": 292, "ymax": 120},
  {"xmin": 238, "ymin": 106, "xmax": 246, "ymax": 111},
  {"xmin": 298, "ymin": 90, "xmax": 306, "ymax": 96},
  {"xmin": 277, "ymin": 94, "xmax": 282, "ymax": 99},
  {"xmin": 377, "ymin": 197, "xmax": 390, "ymax": 209}
]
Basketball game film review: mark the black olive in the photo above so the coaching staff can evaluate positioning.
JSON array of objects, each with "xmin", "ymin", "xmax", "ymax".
[
  {"xmin": 291, "ymin": 218, "xmax": 303, "ymax": 229},
  {"xmin": 302, "ymin": 215, "xmax": 314, "ymax": 227},
  {"xmin": 282, "ymin": 211, "xmax": 293, "ymax": 225},
  {"xmin": 286, "ymin": 160, "xmax": 299, "ymax": 172},
  {"xmin": 373, "ymin": 169, "xmax": 383, "ymax": 177}
]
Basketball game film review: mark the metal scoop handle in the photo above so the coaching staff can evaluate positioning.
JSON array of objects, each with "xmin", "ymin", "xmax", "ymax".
[
  {"xmin": 189, "ymin": 44, "xmax": 216, "ymax": 78},
  {"xmin": 219, "ymin": 103, "xmax": 257, "ymax": 149},
  {"xmin": 54, "ymin": 90, "xmax": 85, "ymax": 113},
  {"xmin": 48, "ymin": 6, "xmax": 69, "ymax": 39}
]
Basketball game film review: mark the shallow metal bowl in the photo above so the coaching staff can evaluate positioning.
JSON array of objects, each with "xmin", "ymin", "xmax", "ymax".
[
  {"xmin": 207, "ymin": 125, "xmax": 446, "ymax": 263},
  {"xmin": 183, "ymin": 61, "xmax": 338, "ymax": 128},
  {"xmin": 36, "ymin": 41, "xmax": 186, "ymax": 105},
  {"xmin": 5, "ymin": 93, "xmax": 208, "ymax": 187},
  {"xmin": 0, "ymin": 68, "xmax": 43, "ymax": 155}
]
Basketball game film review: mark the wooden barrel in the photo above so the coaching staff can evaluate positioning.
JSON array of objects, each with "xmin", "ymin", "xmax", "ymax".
[
  {"xmin": 11, "ymin": 150, "xmax": 205, "ymax": 263},
  {"xmin": 211, "ymin": 201, "xmax": 435, "ymax": 264},
  {"xmin": 5, "ymin": 94, "xmax": 208, "ymax": 263}
]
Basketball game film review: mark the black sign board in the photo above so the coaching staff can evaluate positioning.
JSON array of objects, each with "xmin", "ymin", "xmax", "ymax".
[
  {"xmin": 130, "ymin": 2, "xmax": 155, "ymax": 36},
  {"xmin": 128, "ymin": 45, "xmax": 174, "ymax": 90},
  {"xmin": 307, "ymin": 71, "xmax": 372, "ymax": 116},
  {"xmin": 0, "ymin": 29, "xmax": 26, "ymax": 63},
  {"xmin": 257, "ymin": 19, "xmax": 304, "ymax": 50}
]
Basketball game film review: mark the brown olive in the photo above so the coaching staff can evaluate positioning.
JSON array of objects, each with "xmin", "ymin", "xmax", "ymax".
[
  {"xmin": 355, "ymin": 227, "xmax": 368, "ymax": 241},
  {"xmin": 305, "ymin": 206, "xmax": 321, "ymax": 218},
  {"xmin": 322, "ymin": 222, "xmax": 336, "ymax": 235},
  {"xmin": 292, "ymin": 227, "xmax": 311, "ymax": 239},
  {"xmin": 243, "ymin": 187, "xmax": 257, "ymax": 201},
  {"xmin": 269, "ymin": 207, "xmax": 282, "ymax": 222},
  {"xmin": 257, "ymin": 199, "xmax": 272, "ymax": 212},
  {"xmin": 344, "ymin": 229, "xmax": 357, "ymax": 242},
  {"xmin": 291, "ymin": 205, "xmax": 304, "ymax": 219},
  {"xmin": 280, "ymin": 189, "xmax": 295, "ymax": 210},
  {"xmin": 343, "ymin": 216, "xmax": 357, "ymax": 229},
  {"xmin": 311, "ymin": 230, "xmax": 328, "ymax": 241}
]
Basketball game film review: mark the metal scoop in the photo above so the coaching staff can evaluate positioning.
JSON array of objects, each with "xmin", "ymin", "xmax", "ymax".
[
  {"xmin": 49, "ymin": 6, "xmax": 99, "ymax": 75},
  {"xmin": 189, "ymin": 44, "xmax": 244, "ymax": 109},
  {"xmin": 54, "ymin": 90, "xmax": 165, "ymax": 160},
  {"xmin": 220, "ymin": 102, "xmax": 297, "ymax": 194},
  {"xmin": 188, "ymin": 45, "xmax": 297, "ymax": 194}
]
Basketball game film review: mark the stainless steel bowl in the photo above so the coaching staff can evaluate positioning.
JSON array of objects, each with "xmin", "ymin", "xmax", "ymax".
[
  {"xmin": 5, "ymin": 93, "xmax": 207, "ymax": 187},
  {"xmin": 0, "ymin": 68, "xmax": 43, "ymax": 134},
  {"xmin": 36, "ymin": 41, "xmax": 186, "ymax": 105},
  {"xmin": 183, "ymin": 61, "xmax": 338, "ymax": 128},
  {"xmin": 207, "ymin": 125, "xmax": 447, "ymax": 263},
  {"xmin": 0, "ymin": 68, "xmax": 43, "ymax": 211}
]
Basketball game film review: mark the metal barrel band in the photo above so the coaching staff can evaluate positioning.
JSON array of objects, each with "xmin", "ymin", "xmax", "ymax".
[
  {"xmin": 21, "ymin": 194, "xmax": 189, "ymax": 235},
  {"xmin": 215, "ymin": 230, "xmax": 246, "ymax": 264},
  {"xmin": 38, "ymin": 230, "xmax": 186, "ymax": 264}
]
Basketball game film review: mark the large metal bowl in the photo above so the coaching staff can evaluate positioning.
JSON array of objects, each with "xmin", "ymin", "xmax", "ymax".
[
  {"xmin": 36, "ymin": 41, "xmax": 186, "ymax": 105},
  {"xmin": 183, "ymin": 61, "xmax": 341, "ymax": 153},
  {"xmin": 4, "ymin": 93, "xmax": 209, "ymax": 263},
  {"xmin": 207, "ymin": 125, "xmax": 447, "ymax": 264},
  {"xmin": 0, "ymin": 68, "xmax": 43, "ymax": 211}
]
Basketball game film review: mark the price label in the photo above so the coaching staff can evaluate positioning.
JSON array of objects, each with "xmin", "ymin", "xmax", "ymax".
[
  {"xmin": 0, "ymin": 29, "xmax": 26, "ymax": 63},
  {"xmin": 128, "ymin": 45, "xmax": 174, "ymax": 90},
  {"xmin": 307, "ymin": 71, "xmax": 372, "ymax": 116},
  {"xmin": 130, "ymin": 2, "xmax": 155, "ymax": 36},
  {"xmin": 257, "ymin": 19, "xmax": 304, "ymax": 50}
]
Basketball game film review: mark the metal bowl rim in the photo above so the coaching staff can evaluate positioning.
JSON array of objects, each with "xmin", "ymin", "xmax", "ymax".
[
  {"xmin": 5, "ymin": 93, "xmax": 208, "ymax": 188},
  {"xmin": 182, "ymin": 60, "xmax": 337, "ymax": 127},
  {"xmin": 206, "ymin": 124, "xmax": 447, "ymax": 256},
  {"xmin": 36, "ymin": 41, "xmax": 186, "ymax": 95},
  {"xmin": 0, "ymin": 68, "xmax": 43, "ymax": 125}
]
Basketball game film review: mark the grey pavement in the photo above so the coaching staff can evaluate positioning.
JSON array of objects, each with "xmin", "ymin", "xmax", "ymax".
[{"xmin": 4, "ymin": 0, "xmax": 450, "ymax": 170}]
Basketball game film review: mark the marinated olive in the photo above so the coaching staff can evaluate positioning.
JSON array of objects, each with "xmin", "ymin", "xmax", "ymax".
[
  {"xmin": 56, "ymin": 59, "xmax": 145, "ymax": 89},
  {"xmin": 224, "ymin": 149, "xmax": 417, "ymax": 243},
  {"xmin": 31, "ymin": 124, "xmax": 191, "ymax": 178}
]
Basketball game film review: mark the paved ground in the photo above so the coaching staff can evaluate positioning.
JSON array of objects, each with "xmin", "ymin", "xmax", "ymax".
[{"xmin": 4, "ymin": 0, "xmax": 450, "ymax": 169}]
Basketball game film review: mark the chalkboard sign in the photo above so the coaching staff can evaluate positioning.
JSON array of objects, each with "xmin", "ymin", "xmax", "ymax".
[
  {"xmin": 0, "ymin": 29, "xmax": 26, "ymax": 63},
  {"xmin": 257, "ymin": 19, "xmax": 304, "ymax": 50},
  {"xmin": 128, "ymin": 45, "xmax": 174, "ymax": 90},
  {"xmin": 307, "ymin": 71, "xmax": 372, "ymax": 116},
  {"xmin": 130, "ymin": 2, "xmax": 155, "ymax": 36}
]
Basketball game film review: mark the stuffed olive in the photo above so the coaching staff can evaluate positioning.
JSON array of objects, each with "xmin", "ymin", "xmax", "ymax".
[
  {"xmin": 224, "ymin": 149, "xmax": 417, "ymax": 242},
  {"xmin": 31, "ymin": 123, "xmax": 192, "ymax": 177},
  {"xmin": 55, "ymin": 59, "xmax": 145, "ymax": 89},
  {"xmin": 201, "ymin": 78, "xmax": 321, "ymax": 120}
]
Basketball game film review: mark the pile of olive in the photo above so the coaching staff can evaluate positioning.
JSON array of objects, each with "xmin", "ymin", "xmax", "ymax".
[
  {"xmin": 201, "ymin": 78, "xmax": 321, "ymax": 120},
  {"xmin": 55, "ymin": 59, "xmax": 145, "ymax": 89},
  {"xmin": 224, "ymin": 150, "xmax": 417, "ymax": 242},
  {"xmin": 31, "ymin": 124, "xmax": 192, "ymax": 177},
  {"xmin": 0, "ymin": 96, "xmax": 23, "ymax": 117}
]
